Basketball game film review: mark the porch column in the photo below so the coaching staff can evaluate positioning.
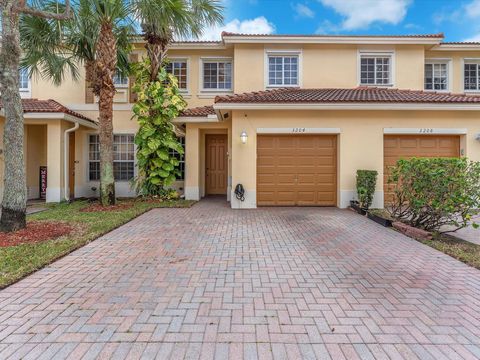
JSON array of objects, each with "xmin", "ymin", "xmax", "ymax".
[
  {"xmin": 46, "ymin": 120, "xmax": 64, "ymax": 202},
  {"xmin": 184, "ymin": 124, "xmax": 200, "ymax": 200}
]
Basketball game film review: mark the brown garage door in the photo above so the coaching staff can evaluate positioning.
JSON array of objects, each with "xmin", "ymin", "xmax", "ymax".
[
  {"xmin": 257, "ymin": 135, "xmax": 337, "ymax": 206},
  {"xmin": 384, "ymin": 135, "xmax": 460, "ymax": 202}
]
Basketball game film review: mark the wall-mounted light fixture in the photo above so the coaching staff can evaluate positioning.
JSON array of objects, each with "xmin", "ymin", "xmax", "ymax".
[{"xmin": 240, "ymin": 130, "xmax": 248, "ymax": 144}]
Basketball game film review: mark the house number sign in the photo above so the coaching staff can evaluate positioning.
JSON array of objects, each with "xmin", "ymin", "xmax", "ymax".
[
  {"xmin": 292, "ymin": 127, "xmax": 306, "ymax": 133},
  {"xmin": 419, "ymin": 128, "xmax": 434, "ymax": 133},
  {"xmin": 257, "ymin": 128, "xmax": 341, "ymax": 134}
]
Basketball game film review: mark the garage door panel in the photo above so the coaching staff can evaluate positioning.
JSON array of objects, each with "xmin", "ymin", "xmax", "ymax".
[
  {"xmin": 257, "ymin": 135, "xmax": 337, "ymax": 206},
  {"xmin": 384, "ymin": 135, "xmax": 460, "ymax": 203}
]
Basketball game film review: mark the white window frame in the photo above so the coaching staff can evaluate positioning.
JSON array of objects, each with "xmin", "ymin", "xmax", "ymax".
[
  {"xmin": 358, "ymin": 50, "xmax": 395, "ymax": 87},
  {"xmin": 200, "ymin": 57, "xmax": 233, "ymax": 93},
  {"xmin": 424, "ymin": 58, "xmax": 451, "ymax": 92},
  {"xmin": 168, "ymin": 136, "xmax": 185, "ymax": 181},
  {"xmin": 463, "ymin": 58, "xmax": 480, "ymax": 93},
  {"xmin": 113, "ymin": 71, "xmax": 129, "ymax": 88},
  {"xmin": 86, "ymin": 132, "xmax": 136, "ymax": 183},
  {"xmin": 166, "ymin": 57, "xmax": 190, "ymax": 94},
  {"xmin": 19, "ymin": 67, "xmax": 31, "ymax": 98},
  {"xmin": 265, "ymin": 49, "xmax": 302, "ymax": 88}
]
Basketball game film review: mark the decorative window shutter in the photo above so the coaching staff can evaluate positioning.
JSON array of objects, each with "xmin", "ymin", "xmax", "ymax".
[{"xmin": 129, "ymin": 53, "xmax": 139, "ymax": 103}]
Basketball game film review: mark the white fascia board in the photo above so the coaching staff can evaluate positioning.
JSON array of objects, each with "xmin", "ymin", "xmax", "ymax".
[
  {"xmin": 173, "ymin": 116, "xmax": 220, "ymax": 123},
  {"xmin": 384, "ymin": 127, "xmax": 467, "ymax": 135},
  {"xmin": 213, "ymin": 102, "xmax": 480, "ymax": 111},
  {"xmin": 223, "ymin": 36, "xmax": 442, "ymax": 45},
  {"xmin": 433, "ymin": 44, "xmax": 480, "ymax": 51},
  {"xmin": 23, "ymin": 112, "xmax": 98, "ymax": 129}
]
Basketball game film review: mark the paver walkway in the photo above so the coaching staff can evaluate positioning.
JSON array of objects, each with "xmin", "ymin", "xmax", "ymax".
[{"xmin": 1, "ymin": 198, "xmax": 480, "ymax": 359}]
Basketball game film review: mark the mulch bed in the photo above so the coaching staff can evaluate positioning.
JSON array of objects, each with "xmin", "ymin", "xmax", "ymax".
[
  {"xmin": 0, "ymin": 221, "xmax": 72, "ymax": 247},
  {"xmin": 80, "ymin": 202, "xmax": 133, "ymax": 213}
]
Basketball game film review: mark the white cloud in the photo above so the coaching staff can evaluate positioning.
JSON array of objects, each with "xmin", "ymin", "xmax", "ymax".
[
  {"xmin": 198, "ymin": 16, "xmax": 275, "ymax": 41},
  {"xmin": 294, "ymin": 3, "xmax": 315, "ymax": 18},
  {"xmin": 466, "ymin": 0, "xmax": 480, "ymax": 18},
  {"xmin": 463, "ymin": 33, "xmax": 480, "ymax": 42},
  {"xmin": 318, "ymin": 0, "xmax": 411, "ymax": 30},
  {"xmin": 434, "ymin": 0, "xmax": 480, "ymax": 25}
]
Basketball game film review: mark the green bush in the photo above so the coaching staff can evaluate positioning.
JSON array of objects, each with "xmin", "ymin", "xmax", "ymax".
[
  {"xmin": 356, "ymin": 170, "xmax": 378, "ymax": 209},
  {"xmin": 387, "ymin": 157, "xmax": 480, "ymax": 233}
]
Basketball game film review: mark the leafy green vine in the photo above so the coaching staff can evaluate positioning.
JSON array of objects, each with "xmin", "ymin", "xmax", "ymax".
[{"xmin": 131, "ymin": 59, "xmax": 187, "ymax": 196}]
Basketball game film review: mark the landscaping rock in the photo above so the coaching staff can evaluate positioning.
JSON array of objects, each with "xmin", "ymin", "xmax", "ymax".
[{"xmin": 393, "ymin": 221, "xmax": 433, "ymax": 241}]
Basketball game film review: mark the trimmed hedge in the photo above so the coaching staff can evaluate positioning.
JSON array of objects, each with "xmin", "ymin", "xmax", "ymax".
[
  {"xmin": 387, "ymin": 157, "xmax": 480, "ymax": 233},
  {"xmin": 356, "ymin": 170, "xmax": 378, "ymax": 209}
]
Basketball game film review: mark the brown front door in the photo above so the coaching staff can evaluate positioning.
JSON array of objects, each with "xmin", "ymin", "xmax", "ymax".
[
  {"xmin": 384, "ymin": 135, "xmax": 460, "ymax": 202},
  {"xmin": 69, "ymin": 132, "xmax": 75, "ymax": 199},
  {"xmin": 257, "ymin": 135, "xmax": 337, "ymax": 206},
  {"xmin": 206, "ymin": 134, "xmax": 228, "ymax": 195}
]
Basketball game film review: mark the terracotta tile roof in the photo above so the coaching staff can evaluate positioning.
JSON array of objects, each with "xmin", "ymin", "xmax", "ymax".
[
  {"xmin": 0, "ymin": 99, "xmax": 96, "ymax": 124},
  {"xmin": 441, "ymin": 41, "xmax": 480, "ymax": 45},
  {"xmin": 221, "ymin": 32, "xmax": 444, "ymax": 39},
  {"xmin": 214, "ymin": 87, "xmax": 480, "ymax": 104},
  {"xmin": 180, "ymin": 105, "xmax": 215, "ymax": 117}
]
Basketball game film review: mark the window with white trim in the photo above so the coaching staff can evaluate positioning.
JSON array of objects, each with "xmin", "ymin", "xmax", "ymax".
[
  {"xmin": 89, "ymin": 134, "xmax": 135, "ymax": 181},
  {"xmin": 464, "ymin": 62, "xmax": 480, "ymax": 91},
  {"xmin": 360, "ymin": 55, "xmax": 392, "ymax": 85},
  {"xmin": 19, "ymin": 68, "xmax": 29, "ymax": 90},
  {"xmin": 113, "ymin": 71, "xmax": 128, "ymax": 88},
  {"xmin": 169, "ymin": 137, "xmax": 185, "ymax": 181},
  {"xmin": 425, "ymin": 62, "xmax": 448, "ymax": 91},
  {"xmin": 202, "ymin": 60, "xmax": 232, "ymax": 90},
  {"xmin": 268, "ymin": 55, "xmax": 299, "ymax": 86},
  {"xmin": 166, "ymin": 60, "xmax": 188, "ymax": 90}
]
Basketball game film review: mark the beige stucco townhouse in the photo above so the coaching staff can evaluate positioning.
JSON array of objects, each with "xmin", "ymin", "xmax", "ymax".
[{"xmin": 1, "ymin": 32, "xmax": 480, "ymax": 208}]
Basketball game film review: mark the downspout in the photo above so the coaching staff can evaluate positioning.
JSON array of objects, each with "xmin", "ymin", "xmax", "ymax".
[{"xmin": 64, "ymin": 122, "xmax": 80, "ymax": 201}]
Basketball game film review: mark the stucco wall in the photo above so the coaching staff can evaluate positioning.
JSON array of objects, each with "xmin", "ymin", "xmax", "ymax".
[
  {"xmin": 228, "ymin": 109, "xmax": 480, "ymax": 209},
  {"xmin": 26, "ymin": 125, "xmax": 47, "ymax": 199}
]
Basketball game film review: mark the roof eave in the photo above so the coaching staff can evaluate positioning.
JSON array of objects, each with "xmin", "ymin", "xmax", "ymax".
[
  {"xmin": 433, "ymin": 44, "xmax": 480, "ymax": 51},
  {"xmin": 213, "ymin": 102, "xmax": 480, "ymax": 111},
  {"xmin": 222, "ymin": 36, "xmax": 443, "ymax": 45}
]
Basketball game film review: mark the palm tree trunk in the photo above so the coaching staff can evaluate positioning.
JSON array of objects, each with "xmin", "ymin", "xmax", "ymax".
[
  {"xmin": 0, "ymin": 2, "xmax": 27, "ymax": 232},
  {"xmin": 145, "ymin": 41, "xmax": 168, "ymax": 81},
  {"xmin": 96, "ymin": 22, "xmax": 117, "ymax": 206}
]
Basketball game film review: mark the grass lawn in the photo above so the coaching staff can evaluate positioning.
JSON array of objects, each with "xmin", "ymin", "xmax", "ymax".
[
  {"xmin": 0, "ymin": 199, "xmax": 194, "ymax": 289},
  {"xmin": 420, "ymin": 234, "xmax": 480, "ymax": 270}
]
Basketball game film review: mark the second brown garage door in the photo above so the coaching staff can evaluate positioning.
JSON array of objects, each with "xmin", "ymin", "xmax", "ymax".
[
  {"xmin": 384, "ymin": 135, "xmax": 460, "ymax": 202},
  {"xmin": 257, "ymin": 135, "xmax": 337, "ymax": 206}
]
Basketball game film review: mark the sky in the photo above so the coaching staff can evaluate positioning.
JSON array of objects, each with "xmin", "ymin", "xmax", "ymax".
[{"xmin": 198, "ymin": 0, "xmax": 480, "ymax": 42}]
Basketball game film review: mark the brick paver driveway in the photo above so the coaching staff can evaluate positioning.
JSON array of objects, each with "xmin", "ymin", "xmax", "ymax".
[{"xmin": 1, "ymin": 198, "xmax": 480, "ymax": 359}]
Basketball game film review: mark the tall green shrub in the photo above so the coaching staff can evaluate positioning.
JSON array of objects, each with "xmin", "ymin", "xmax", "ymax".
[
  {"xmin": 132, "ymin": 59, "xmax": 186, "ymax": 196},
  {"xmin": 387, "ymin": 157, "xmax": 480, "ymax": 233},
  {"xmin": 356, "ymin": 170, "xmax": 378, "ymax": 209}
]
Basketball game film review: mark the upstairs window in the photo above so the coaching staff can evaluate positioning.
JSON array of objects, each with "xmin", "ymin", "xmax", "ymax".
[
  {"xmin": 166, "ymin": 60, "xmax": 188, "ymax": 90},
  {"xmin": 19, "ymin": 68, "xmax": 29, "ymax": 90},
  {"xmin": 360, "ymin": 54, "xmax": 392, "ymax": 85},
  {"xmin": 464, "ymin": 62, "xmax": 480, "ymax": 91},
  {"xmin": 113, "ymin": 71, "xmax": 128, "ymax": 88},
  {"xmin": 268, "ymin": 55, "xmax": 299, "ymax": 86},
  {"xmin": 202, "ymin": 60, "xmax": 232, "ymax": 90},
  {"xmin": 89, "ymin": 134, "xmax": 134, "ymax": 181},
  {"xmin": 425, "ymin": 62, "xmax": 448, "ymax": 91}
]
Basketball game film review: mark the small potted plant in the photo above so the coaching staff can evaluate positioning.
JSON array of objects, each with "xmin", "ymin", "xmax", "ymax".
[{"xmin": 351, "ymin": 170, "xmax": 378, "ymax": 215}]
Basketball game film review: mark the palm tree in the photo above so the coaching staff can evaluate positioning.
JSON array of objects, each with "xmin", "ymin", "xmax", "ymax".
[
  {"xmin": 20, "ymin": 0, "xmax": 132, "ymax": 206},
  {"xmin": 132, "ymin": 0, "xmax": 224, "ymax": 81},
  {"xmin": 0, "ymin": 0, "xmax": 72, "ymax": 232}
]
